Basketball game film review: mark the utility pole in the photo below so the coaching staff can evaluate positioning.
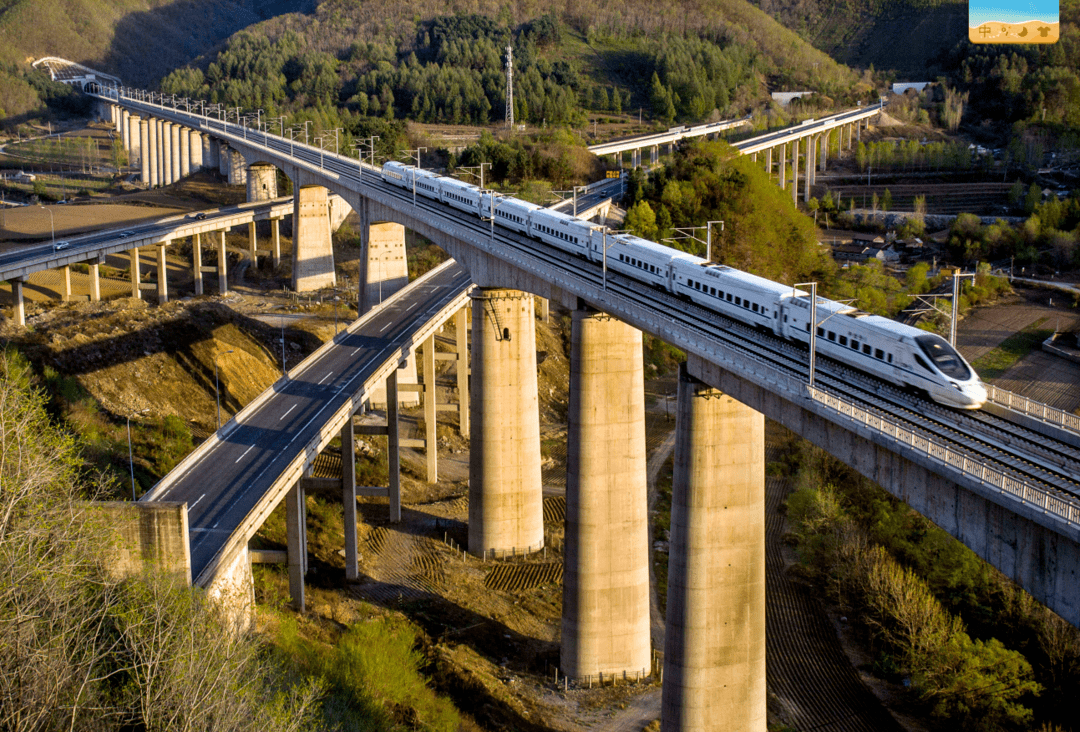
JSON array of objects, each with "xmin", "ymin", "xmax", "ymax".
[{"xmin": 505, "ymin": 45, "xmax": 514, "ymax": 129}]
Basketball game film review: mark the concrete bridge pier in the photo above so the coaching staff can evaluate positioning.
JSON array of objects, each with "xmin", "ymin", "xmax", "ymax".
[
  {"xmin": 189, "ymin": 130, "xmax": 203, "ymax": 171},
  {"xmin": 270, "ymin": 218, "xmax": 282, "ymax": 267},
  {"xmin": 804, "ymin": 135, "xmax": 816, "ymax": 202},
  {"xmin": 179, "ymin": 128, "xmax": 190, "ymax": 179},
  {"xmin": 156, "ymin": 242, "xmax": 169, "ymax": 302},
  {"xmin": 286, "ymin": 479, "xmax": 308, "ymax": 611},
  {"xmin": 217, "ymin": 230, "xmax": 229, "ymax": 295},
  {"xmin": 127, "ymin": 113, "xmax": 141, "ymax": 169},
  {"xmin": 790, "ymin": 138, "xmax": 799, "ymax": 204},
  {"xmin": 764, "ymin": 148, "xmax": 772, "ymax": 180},
  {"xmin": 170, "ymin": 123, "xmax": 182, "ymax": 183},
  {"xmin": 468, "ymin": 288, "xmax": 543, "ymax": 559},
  {"xmin": 228, "ymin": 150, "xmax": 247, "ymax": 187},
  {"xmin": 248, "ymin": 222, "xmax": 258, "ymax": 265},
  {"xmin": 192, "ymin": 234, "xmax": 203, "ymax": 296},
  {"xmin": 157, "ymin": 119, "xmax": 167, "ymax": 185},
  {"xmin": 650, "ymin": 145, "xmax": 659, "ymax": 165},
  {"xmin": 89, "ymin": 257, "xmax": 102, "ymax": 302},
  {"xmin": 162, "ymin": 122, "xmax": 174, "ymax": 185},
  {"xmin": 8, "ymin": 278, "xmax": 24, "ymax": 327},
  {"xmin": 455, "ymin": 308, "xmax": 470, "ymax": 438},
  {"xmin": 247, "ymin": 163, "xmax": 278, "ymax": 202},
  {"xmin": 341, "ymin": 416, "xmax": 359, "ymax": 580},
  {"xmin": 60, "ymin": 264, "xmax": 71, "ymax": 301},
  {"xmin": 778, "ymin": 143, "xmax": 786, "ymax": 189},
  {"xmin": 632, "ymin": 148, "xmax": 641, "ymax": 168},
  {"xmin": 218, "ymin": 143, "xmax": 229, "ymax": 177},
  {"xmin": 561, "ymin": 308, "xmax": 650, "ymax": 680},
  {"xmin": 661, "ymin": 364, "xmax": 766, "ymax": 732},
  {"xmin": 114, "ymin": 105, "xmax": 122, "ymax": 134},
  {"xmin": 147, "ymin": 120, "xmax": 159, "ymax": 188},
  {"xmin": 129, "ymin": 247, "xmax": 141, "ymax": 299},
  {"xmin": 291, "ymin": 184, "xmax": 335, "ymax": 292},
  {"xmin": 819, "ymin": 131, "xmax": 829, "ymax": 173},
  {"xmin": 139, "ymin": 118, "xmax": 150, "ymax": 186}
]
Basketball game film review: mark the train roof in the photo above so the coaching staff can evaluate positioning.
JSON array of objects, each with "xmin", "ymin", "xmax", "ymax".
[
  {"xmin": 613, "ymin": 234, "xmax": 697, "ymax": 260},
  {"xmin": 852, "ymin": 314, "xmax": 920, "ymax": 338},
  {"xmin": 691, "ymin": 263, "xmax": 801, "ymax": 297}
]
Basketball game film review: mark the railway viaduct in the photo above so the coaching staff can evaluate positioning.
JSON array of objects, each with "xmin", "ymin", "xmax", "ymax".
[{"xmin": 74, "ymin": 89, "xmax": 1080, "ymax": 732}]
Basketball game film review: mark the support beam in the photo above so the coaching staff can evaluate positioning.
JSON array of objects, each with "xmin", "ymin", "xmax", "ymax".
[
  {"xmin": 423, "ymin": 334, "xmax": 437, "ymax": 484},
  {"xmin": 147, "ymin": 119, "xmax": 159, "ymax": 188},
  {"xmin": 455, "ymin": 308, "xmax": 470, "ymax": 439},
  {"xmin": 156, "ymin": 242, "xmax": 169, "ymax": 302},
  {"xmin": 790, "ymin": 138, "xmax": 799, "ymax": 204},
  {"xmin": 778, "ymin": 143, "xmax": 787, "ymax": 190},
  {"xmin": 9, "ymin": 278, "xmax": 24, "ymax": 327},
  {"xmin": 291, "ymin": 185, "xmax": 336, "ymax": 292},
  {"xmin": 129, "ymin": 247, "xmax": 141, "ymax": 299},
  {"xmin": 89, "ymin": 259, "xmax": 101, "ymax": 302},
  {"xmin": 217, "ymin": 230, "xmax": 228, "ymax": 295},
  {"xmin": 819, "ymin": 131, "xmax": 828, "ymax": 173},
  {"xmin": 561, "ymin": 308, "xmax": 650, "ymax": 680},
  {"xmin": 468, "ymin": 288, "xmax": 543, "ymax": 558},
  {"xmin": 190, "ymin": 130, "xmax": 203, "ymax": 171},
  {"xmin": 341, "ymin": 417, "xmax": 359, "ymax": 580},
  {"xmin": 138, "ymin": 118, "xmax": 150, "ymax": 186},
  {"xmin": 247, "ymin": 163, "xmax": 278, "ymax": 202},
  {"xmin": 60, "ymin": 264, "xmax": 71, "ymax": 301},
  {"xmin": 359, "ymin": 218, "xmax": 408, "ymax": 314},
  {"xmin": 162, "ymin": 122, "xmax": 173, "ymax": 185},
  {"xmin": 286, "ymin": 481, "xmax": 306, "ymax": 611},
  {"xmin": 179, "ymin": 127, "xmax": 190, "ymax": 178},
  {"xmin": 192, "ymin": 234, "xmax": 203, "ymax": 296},
  {"xmin": 387, "ymin": 370, "xmax": 401, "ymax": 522},
  {"xmin": 271, "ymin": 218, "xmax": 281, "ymax": 267},
  {"xmin": 661, "ymin": 364, "xmax": 766, "ymax": 732},
  {"xmin": 248, "ymin": 221, "xmax": 257, "ymax": 264}
]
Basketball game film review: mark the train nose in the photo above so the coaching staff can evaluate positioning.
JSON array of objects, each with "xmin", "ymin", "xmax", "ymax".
[{"xmin": 959, "ymin": 381, "xmax": 988, "ymax": 408}]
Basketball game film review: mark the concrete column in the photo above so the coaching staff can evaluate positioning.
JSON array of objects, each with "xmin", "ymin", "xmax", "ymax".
[
  {"xmin": 228, "ymin": 150, "xmax": 247, "ymax": 186},
  {"xmin": 60, "ymin": 264, "xmax": 71, "ymax": 301},
  {"xmin": 790, "ymin": 138, "xmax": 799, "ymax": 204},
  {"xmin": 819, "ymin": 131, "xmax": 828, "ymax": 172},
  {"xmin": 248, "ymin": 222, "xmax": 257, "ymax": 264},
  {"xmin": 468, "ymin": 288, "xmax": 543, "ymax": 558},
  {"xmin": 286, "ymin": 481, "xmax": 307, "ymax": 611},
  {"xmin": 120, "ymin": 109, "xmax": 130, "ymax": 151},
  {"xmin": 246, "ymin": 163, "xmax": 278, "ymax": 202},
  {"xmin": 127, "ymin": 114, "xmax": 141, "ymax": 169},
  {"xmin": 561, "ymin": 309, "xmax": 650, "ymax": 680},
  {"xmin": 161, "ymin": 122, "xmax": 173, "ymax": 185},
  {"xmin": 179, "ymin": 127, "xmax": 190, "ymax": 178},
  {"xmin": 218, "ymin": 143, "xmax": 229, "ymax": 177},
  {"xmin": 129, "ymin": 248, "xmax": 141, "ymax": 299},
  {"xmin": 189, "ymin": 130, "xmax": 202, "ymax": 171},
  {"xmin": 359, "ymin": 220, "xmax": 409, "ymax": 314},
  {"xmin": 750, "ymin": 152, "xmax": 757, "ymax": 163},
  {"xmin": 661, "ymin": 365, "xmax": 765, "ymax": 732},
  {"xmin": 856, "ymin": 120, "xmax": 861, "ymax": 142},
  {"xmin": 147, "ymin": 119, "xmax": 159, "ymax": 188},
  {"xmin": 139, "ymin": 118, "xmax": 150, "ymax": 186},
  {"xmin": 778, "ymin": 143, "xmax": 786, "ymax": 190},
  {"xmin": 204, "ymin": 136, "xmax": 216, "ymax": 170},
  {"xmin": 455, "ymin": 308, "xmax": 470, "ymax": 439},
  {"xmin": 192, "ymin": 234, "xmax": 203, "ymax": 296},
  {"xmin": 291, "ymin": 185, "xmax": 336, "ymax": 292},
  {"xmin": 156, "ymin": 242, "xmax": 168, "ymax": 302},
  {"xmin": 9, "ymin": 278, "xmax": 24, "ymax": 327},
  {"xmin": 387, "ymin": 370, "xmax": 401, "ymax": 522},
  {"xmin": 170, "ymin": 123, "xmax": 181, "ymax": 183},
  {"xmin": 217, "ymin": 231, "xmax": 228, "ymax": 295},
  {"xmin": 423, "ymin": 334, "xmax": 437, "ymax": 484},
  {"xmin": 157, "ymin": 119, "xmax": 167, "ymax": 186},
  {"xmin": 271, "ymin": 218, "xmax": 281, "ymax": 267},
  {"xmin": 341, "ymin": 417, "xmax": 359, "ymax": 580},
  {"xmin": 765, "ymin": 148, "xmax": 772, "ymax": 179},
  {"xmin": 114, "ymin": 105, "xmax": 122, "ymax": 133},
  {"xmin": 89, "ymin": 259, "xmax": 101, "ymax": 302},
  {"xmin": 650, "ymin": 145, "xmax": 658, "ymax": 165},
  {"xmin": 805, "ymin": 135, "xmax": 816, "ymax": 201}
]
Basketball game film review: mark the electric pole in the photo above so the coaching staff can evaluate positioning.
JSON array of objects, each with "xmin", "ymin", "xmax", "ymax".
[{"xmin": 505, "ymin": 45, "xmax": 514, "ymax": 129}]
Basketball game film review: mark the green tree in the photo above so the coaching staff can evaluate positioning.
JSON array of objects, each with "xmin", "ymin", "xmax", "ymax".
[
  {"xmin": 625, "ymin": 200, "xmax": 658, "ymax": 240},
  {"xmin": 881, "ymin": 188, "xmax": 893, "ymax": 212}
]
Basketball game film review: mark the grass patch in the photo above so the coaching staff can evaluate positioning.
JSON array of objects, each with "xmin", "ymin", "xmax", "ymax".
[{"xmin": 970, "ymin": 318, "xmax": 1051, "ymax": 380}]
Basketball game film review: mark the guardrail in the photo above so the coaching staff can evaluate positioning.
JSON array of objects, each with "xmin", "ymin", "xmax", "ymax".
[
  {"xmin": 807, "ymin": 386, "xmax": 1080, "ymax": 529},
  {"xmin": 985, "ymin": 383, "xmax": 1080, "ymax": 435}
]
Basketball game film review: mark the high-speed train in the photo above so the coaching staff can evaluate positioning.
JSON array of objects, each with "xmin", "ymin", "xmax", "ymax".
[{"xmin": 381, "ymin": 161, "xmax": 986, "ymax": 409}]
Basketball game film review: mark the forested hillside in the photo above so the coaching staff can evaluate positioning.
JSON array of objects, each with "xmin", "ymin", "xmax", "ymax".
[{"xmin": 159, "ymin": 0, "xmax": 868, "ymax": 129}]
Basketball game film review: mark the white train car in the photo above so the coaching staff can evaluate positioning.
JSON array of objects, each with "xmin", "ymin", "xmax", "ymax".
[
  {"xmin": 606, "ymin": 234, "xmax": 687, "ymax": 290},
  {"xmin": 483, "ymin": 194, "xmax": 539, "ymax": 236},
  {"xmin": 438, "ymin": 176, "xmax": 483, "ymax": 216},
  {"xmin": 527, "ymin": 208, "xmax": 590, "ymax": 257},
  {"xmin": 672, "ymin": 260, "xmax": 792, "ymax": 333}
]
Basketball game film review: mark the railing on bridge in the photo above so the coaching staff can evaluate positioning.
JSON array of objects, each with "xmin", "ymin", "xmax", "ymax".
[
  {"xmin": 984, "ymin": 383, "xmax": 1080, "ymax": 435},
  {"xmin": 808, "ymin": 386, "xmax": 1080, "ymax": 530}
]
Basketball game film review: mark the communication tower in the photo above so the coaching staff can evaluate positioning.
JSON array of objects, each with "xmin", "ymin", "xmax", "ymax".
[{"xmin": 505, "ymin": 45, "xmax": 514, "ymax": 128}]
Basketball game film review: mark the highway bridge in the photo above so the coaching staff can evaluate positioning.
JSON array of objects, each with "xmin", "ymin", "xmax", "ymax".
[{"xmin": 78, "ymin": 87, "xmax": 1080, "ymax": 732}]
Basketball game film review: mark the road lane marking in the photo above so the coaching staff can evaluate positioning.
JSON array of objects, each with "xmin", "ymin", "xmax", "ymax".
[
  {"xmin": 235, "ymin": 445, "xmax": 255, "ymax": 463},
  {"xmin": 380, "ymin": 323, "xmax": 391, "ymax": 332},
  {"xmin": 318, "ymin": 371, "xmax": 334, "ymax": 385},
  {"xmin": 190, "ymin": 493, "xmax": 206, "ymax": 510},
  {"xmin": 279, "ymin": 404, "xmax": 297, "ymax": 420}
]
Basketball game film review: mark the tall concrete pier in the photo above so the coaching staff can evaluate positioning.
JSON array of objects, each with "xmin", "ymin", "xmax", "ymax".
[
  {"xmin": 468, "ymin": 288, "xmax": 543, "ymax": 558},
  {"xmin": 561, "ymin": 309, "xmax": 650, "ymax": 680},
  {"xmin": 359, "ymin": 221, "xmax": 410, "ymax": 313},
  {"xmin": 170, "ymin": 123, "xmax": 182, "ymax": 183},
  {"xmin": 661, "ymin": 365, "xmax": 765, "ymax": 732},
  {"xmin": 291, "ymin": 185, "xmax": 335, "ymax": 291},
  {"xmin": 147, "ymin": 120, "xmax": 159, "ymax": 188},
  {"xmin": 247, "ymin": 163, "xmax": 278, "ymax": 202},
  {"xmin": 139, "ymin": 118, "xmax": 150, "ymax": 186}
]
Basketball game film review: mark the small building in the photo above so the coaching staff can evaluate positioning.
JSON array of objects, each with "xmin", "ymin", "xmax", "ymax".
[{"xmin": 14, "ymin": 171, "xmax": 36, "ymax": 183}]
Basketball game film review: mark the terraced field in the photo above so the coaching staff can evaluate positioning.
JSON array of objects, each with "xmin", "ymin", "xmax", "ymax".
[{"xmin": 821, "ymin": 181, "xmax": 1013, "ymax": 215}]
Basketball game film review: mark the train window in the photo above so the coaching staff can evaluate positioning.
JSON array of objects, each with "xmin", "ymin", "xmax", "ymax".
[
  {"xmin": 839, "ymin": 336, "xmax": 847, "ymax": 346},
  {"xmin": 875, "ymin": 348, "xmax": 884, "ymax": 360},
  {"xmin": 726, "ymin": 293, "xmax": 733, "ymax": 302},
  {"xmin": 752, "ymin": 303, "xmax": 759, "ymax": 312},
  {"xmin": 735, "ymin": 297, "xmax": 742, "ymax": 306},
  {"xmin": 887, "ymin": 353, "xmax": 893, "ymax": 363},
  {"xmin": 784, "ymin": 315, "xmax": 788, "ymax": 323},
  {"xmin": 914, "ymin": 354, "xmax": 933, "ymax": 373},
  {"xmin": 817, "ymin": 327, "xmax": 824, "ymax": 336},
  {"xmin": 805, "ymin": 323, "xmax": 810, "ymax": 331},
  {"xmin": 862, "ymin": 344, "xmax": 871, "ymax": 355},
  {"xmin": 850, "ymin": 340, "xmax": 859, "ymax": 350},
  {"xmin": 719, "ymin": 290, "xmax": 725, "ymax": 299},
  {"xmin": 827, "ymin": 331, "xmax": 835, "ymax": 341}
]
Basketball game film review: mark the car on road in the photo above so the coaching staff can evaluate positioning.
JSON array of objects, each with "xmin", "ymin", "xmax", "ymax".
[
  {"xmin": 118, "ymin": 230, "xmax": 135, "ymax": 238},
  {"xmin": 53, "ymin": 241, "xmax": 70, "ymax": 250},
  {"xmin": 195, "ymin": 212, "xmax": 208, "ymax": 220}
]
